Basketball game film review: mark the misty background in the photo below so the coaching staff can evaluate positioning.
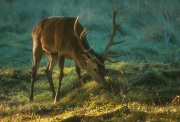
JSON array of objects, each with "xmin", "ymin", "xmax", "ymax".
[{"xmin": 0, "ymin": 0, "xmax": 180, "ymax": 68}]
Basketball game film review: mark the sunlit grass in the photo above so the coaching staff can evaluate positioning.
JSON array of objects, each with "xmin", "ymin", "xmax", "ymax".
[{"xmin": 0, "ymin": 62, "xmax": 180, "ymax": 121}]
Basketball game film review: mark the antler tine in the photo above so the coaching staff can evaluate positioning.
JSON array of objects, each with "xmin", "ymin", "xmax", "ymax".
[
  {"xmin": 107, "ymin": 52, "xmax": 124, "ymax": 58},
  {"xmin": 103, "ymin": 6, "xmax": 127, "ymax": 63},
  {"xmin": 106, "ymin": 52, "xmax": 124, "ymax": 62},
  {"xmin": 113, "ymin": 6, "xmax": 126, "ymax": 32},
  {"xmin": 80, "ymin": 28, "xmax": 89, "ymax": 41},
  {"xmin": 115, "ymin": 16, "xmax": 126, "ymax": 32},
  {"xmin": 74, "ymin": 16, "xmax": 80, "ymax": 40},
  {"xmin": 112, "ymin": 6, "xmax": 119, "ymax": 27},
  {"xmin": 112, "ymin": 36, "xmax": 128, "ymax": 45},
  {"xmin": 85, "ymin": 45, "xmax": 93, "ymax": 53}
]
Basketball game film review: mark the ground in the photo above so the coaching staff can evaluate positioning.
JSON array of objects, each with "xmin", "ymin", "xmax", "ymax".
[{"xmin": 0, "ymin": 62, "xmax": 180, "ymax": 121}]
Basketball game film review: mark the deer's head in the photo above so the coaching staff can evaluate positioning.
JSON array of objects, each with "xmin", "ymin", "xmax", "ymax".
[
  {"xmin": 74, "ymin": 16, "xmax": 105, "ymax": 85},
  {"xmin": 74, "ymin": 7, "xmax": 127, "ymax": 85}
]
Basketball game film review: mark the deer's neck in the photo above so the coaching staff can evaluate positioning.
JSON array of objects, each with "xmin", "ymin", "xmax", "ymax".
[{"xmin": 72, "ymin": 50, "xmax": 87, "ymax": 70}]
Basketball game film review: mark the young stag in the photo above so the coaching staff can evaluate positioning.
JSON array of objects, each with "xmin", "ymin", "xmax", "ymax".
[{"xmin": 29, "ymin": 7, "xmax": 127, "ymax": 103}]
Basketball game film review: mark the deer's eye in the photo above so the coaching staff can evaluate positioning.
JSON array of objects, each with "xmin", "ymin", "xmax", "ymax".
[{"xmin": 93, "ymin": 68, "xmax": 98, "ymax": 72}]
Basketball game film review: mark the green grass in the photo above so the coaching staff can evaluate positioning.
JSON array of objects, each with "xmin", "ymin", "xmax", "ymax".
[{"xmin": 0, "ymin": 62, "xmax": 180, "ymax": 121}]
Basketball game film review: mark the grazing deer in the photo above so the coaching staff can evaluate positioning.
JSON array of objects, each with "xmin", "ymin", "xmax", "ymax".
[{"xmin": 29, "ymin": 7, "xmax": 127, "ymax": 103}]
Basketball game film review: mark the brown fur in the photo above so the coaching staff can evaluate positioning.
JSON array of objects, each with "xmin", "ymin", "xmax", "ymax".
[{"xmin": 29, "ymin": 16, "xmax": 105, "ymax": 103}]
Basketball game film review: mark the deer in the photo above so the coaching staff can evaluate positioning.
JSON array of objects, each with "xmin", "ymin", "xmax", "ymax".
[{"xmin": 29, "ymin": 7, "xmax": 127, "ymax": 103}]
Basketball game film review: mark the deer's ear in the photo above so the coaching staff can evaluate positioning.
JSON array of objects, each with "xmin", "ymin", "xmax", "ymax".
[{"xmin": 82, "ymin": 54, "xmax": 89, "ymax": 60}]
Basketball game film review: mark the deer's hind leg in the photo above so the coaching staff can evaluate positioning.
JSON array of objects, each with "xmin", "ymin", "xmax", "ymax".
[
  {"xmin": 29, "ymin": 45, "xmax": 43, "ymax": 102},
  {"xmin": 45, "ymin": 54, "xmax": 58, "ymax": 99}
]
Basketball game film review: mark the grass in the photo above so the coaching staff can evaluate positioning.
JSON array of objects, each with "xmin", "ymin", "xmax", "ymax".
[
  {"xmin": 0, "ymin": 0, "xmax": 180, "ymax": 121},
  {"xmin": 0, "ymin": 62, "xmax": 180, "ymax": 121}
]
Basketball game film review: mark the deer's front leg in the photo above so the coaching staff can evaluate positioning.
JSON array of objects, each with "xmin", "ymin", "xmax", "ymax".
[
  {"xmin": 54, "ymin": 55, "xmax": 65, "ymax": 103},
  {"xmin": 75, "ymin": 65, "xmax": 83, "ymax": 85}
]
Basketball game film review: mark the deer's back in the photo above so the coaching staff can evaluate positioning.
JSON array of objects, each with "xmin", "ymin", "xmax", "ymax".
[{"xmin": 32, "ymin": 16, "xmax": 87, "ymax": 57}]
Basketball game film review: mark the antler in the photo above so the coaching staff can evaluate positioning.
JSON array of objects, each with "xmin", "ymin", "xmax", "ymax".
[
  {"xmin": 103, "ymin": 6, "xmax": 128, "ymax": 63},
  {"xmin": 74, "ymin": 16, "xmax": 89, "ymax": 53},
  {"xmin": 74, "ymin": 16, "xmax": 103, "ymax": 65}
]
